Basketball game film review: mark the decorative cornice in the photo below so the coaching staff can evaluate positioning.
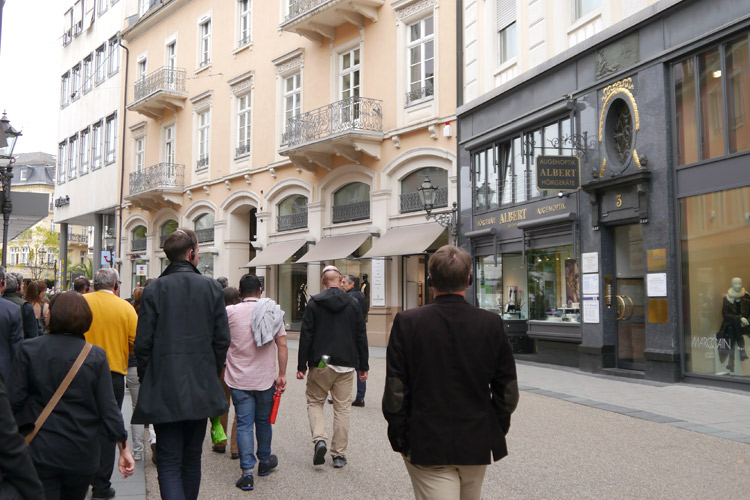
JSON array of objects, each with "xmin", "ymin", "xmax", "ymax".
[
  {"xmin": 191, "ymin": 93, "xmax": 212, "ymax": 113},
  {"xmin": 393, "ymin": 0, "xmax": 435, "ymax": 20},
  {"xmin": 231, "ymin": 77, "xmax": 253, "ymax": 97},
  {"xmin": 130, "ymin": 122, "xmax": 147, "ymax": 139},
  {"xmin": 273, "ymin": 48, "xmax": 304, "ymax": 75}
]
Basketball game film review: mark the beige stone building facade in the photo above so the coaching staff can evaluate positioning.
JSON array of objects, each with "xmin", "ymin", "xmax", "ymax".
[{"xmin": 119, "ymin": 0, "xmax": 457, "ymax": 344}]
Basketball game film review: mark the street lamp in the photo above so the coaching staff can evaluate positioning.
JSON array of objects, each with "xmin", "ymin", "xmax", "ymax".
[
  {"xmin": 0, "ymin": 112, "xmax": 22, "ymax": 269},
  {"xmin": 417, "ymin": 174, "xmax": 458, "ymax": 246}
]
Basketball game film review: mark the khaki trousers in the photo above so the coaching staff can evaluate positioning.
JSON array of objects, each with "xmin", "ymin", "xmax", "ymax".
[
  {"xmin": 306, "ymin": 367, "xmax": 354, "ymax": 457},
  {"xmin": 404, "ymin": 456, "xmax": 487, "ymax": 500}
]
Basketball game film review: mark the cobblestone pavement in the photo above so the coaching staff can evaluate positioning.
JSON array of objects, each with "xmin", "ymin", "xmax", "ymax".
[{"xmin": 134, "ymin": 344, "xmax": 750, "ymax": 500}]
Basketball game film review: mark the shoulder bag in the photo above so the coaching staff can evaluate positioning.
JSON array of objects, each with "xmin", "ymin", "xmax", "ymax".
[{"xmin": 24, "ymin": 343, "xmax": 92, "ymax": 445}]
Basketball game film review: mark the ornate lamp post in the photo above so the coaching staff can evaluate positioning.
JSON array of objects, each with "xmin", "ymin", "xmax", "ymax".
[
  {"xmin": 417, "ymin": 174, "xmax": 458, "ymax": 246},
  {"xmin": 0, "ymin": 112, "xmax": 22, "ymax": 269}
]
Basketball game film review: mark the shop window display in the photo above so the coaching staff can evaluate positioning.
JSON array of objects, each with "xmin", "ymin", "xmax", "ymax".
[
  {"xmin": 475, "ymin": 253, "xmax": 528, "ymax": 319},
  {"xmin": 681, "ymin": 186, "xmax": 750, "ymax": 377},
  {"xmin": 279, "ymin": 245, "xmax": 308, "ymax": 331},
  {"xmin": 527, "ymin": 246, "xmax": 579, "ymax": 323}
]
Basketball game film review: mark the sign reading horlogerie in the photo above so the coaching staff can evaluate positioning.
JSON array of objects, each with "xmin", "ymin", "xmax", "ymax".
[{"xmin": 536, "ymin": 155, "xmax": 580, "ymax": 191}]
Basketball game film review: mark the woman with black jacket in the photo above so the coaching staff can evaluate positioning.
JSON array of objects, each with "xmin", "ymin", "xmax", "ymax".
[{"xmin": 8, "ymin": 291, "xmax": 134, "ymax": 500}]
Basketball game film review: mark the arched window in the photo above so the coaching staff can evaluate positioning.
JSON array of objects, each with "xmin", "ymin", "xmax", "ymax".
[
  {"xmin": 160, "ymin": 219, "xmax": 178, "ymax": 248},
  {"xmin": 400, "ymin": 167, "xmax": 448, "ymax": 213},
  {"xmin": 278, "ymin": 195, "xmax": 308, "ymax": 231},
  {"xmin": 131, "ymin": 225, "xmax": 147, "ymax": 252},
  {"xmin": 332, "ymin": 182, "xmax": 370, "ymax": 223},
  {"xmin": 194, "ymin": 213, "xmax": 215, "ymax": 243}
]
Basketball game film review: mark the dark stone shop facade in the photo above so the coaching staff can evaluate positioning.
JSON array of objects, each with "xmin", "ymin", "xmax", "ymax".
[{"xmin": 457, "ymin": 0, "xmax": 750, "ymax": 389}]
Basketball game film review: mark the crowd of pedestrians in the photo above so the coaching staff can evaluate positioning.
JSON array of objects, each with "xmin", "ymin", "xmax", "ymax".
[{"xmin": 0, "ymin": 237, "xmax": 518, "ymax": 500}]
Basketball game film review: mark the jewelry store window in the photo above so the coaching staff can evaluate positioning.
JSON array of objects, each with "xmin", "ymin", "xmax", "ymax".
[
  {"xmin": 476, "ymin": 253, "xmax": 528, "ymax": 319},
  {"xmin": 527, "ymin": 246, "xmax": 580, "ymax": 323},
  {"xmin": 681, "ymin": 186, "xmax": 750, "ymax": 377}
]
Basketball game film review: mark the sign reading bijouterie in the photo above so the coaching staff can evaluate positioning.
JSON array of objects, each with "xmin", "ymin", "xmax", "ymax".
[{"xmin": 536, "ymin": 156, "xmax": 580, "ymax": 191}]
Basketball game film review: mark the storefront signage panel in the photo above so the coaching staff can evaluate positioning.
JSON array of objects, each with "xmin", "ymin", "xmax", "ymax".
[
  {"xmin": 536, "ymin": 156, "xmax": 580, "ymax": 191},
  {"xmin": 472, "ymin": 197, "xmax": 576, "ymax": 236}
]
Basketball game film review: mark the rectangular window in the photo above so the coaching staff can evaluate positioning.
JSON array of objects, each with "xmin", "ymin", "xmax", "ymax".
[
  {"xmin": 164, "ymin": 124, "xmax": 176, "ymax": 164},
  {"xmin": 197, "ymin": 110, "xmax": 210, "ymax": 169},
  {"xmin": 340, "ymin": 47, "xmax": 361, "ymax": 123},
  {"xmin": 199, "ymin": 19, "xmax": 211, "ymax": 67},
  {"xmin": 137, "ymin": 57, "xmax": 147, "ymax": 80},
  {"xmin": 726, "ymin": 36, "xmax": 750, "ymax": 153},
  {"xmin": 238, "ymin": 0, "xmax": 251, "ymax": 47},
  {"xmin": 283, "ymin": 72, "xmax": 301, "ymax": 133},
  {"xmin": 60, "ymin": 72, "xmax": 70, "ymax": 107},
  {"xmin": 63, "ymin": 8, "xmax": 73, "ymax": 46},
  {"xmin": 79, "ymin": 127, "xmax": 90, "ymax": 175},
  {"xmin": 68, "ymin": 135, "xmax": 78, "ymax": 180},
  {"xmin": 496, "ymin": 0, "xmax": 516, "ymax": 66},
  {"xmin": 135, "ymin": 137, "xmax": 145, "ymax": 172},
  {"xmin": 74, "ymin": 0, "xmax": 83, "ymax": 35},
  {"xmin": 674, "ymin": 58, "xmax": 699, "ymax": 165},
  {"xmin": 95, "ymin": 44, "xmax": 106, "ymax": 84},
  {"xmin": 71, "ymin": 64, "xmax": 81, "ymax": 101},
  {"xmin": 58, "ymin": 142, "xmax": 66, "ymax": 184},
  {"xmin": 406, "ymin": 16, "xmax": 434, "ymax": 106},
  {"xmin": 108, "ymin": 36, "xmax": 120, "ymax": 76},
  {"xmin": 83, "ymin": 55, "xmax": 93, "ymax": 94},
  {"xmin": 698, "ymin": 46, "xmax": 724, "ymax": 160},
  {"xmin": 91, "ymin": 121, "xmax": 103, "ymax": 170},
  {"xmin": 473, "ymin": 147, "xmax": 498, "ymax": 212},
  {"xmin": 527, "ymin": 246, "xmax": 580, "ymax": 323},
  {"xmin": 105, "ymin": 114, "xmax": 117, "ymax": 164},
  {"xmin": 98, "ymin": 0, "xmax": 108, "ymax": 16},
  {"xmin": 237, "ymin": 93, "xmax": 251, "ymax": 157},
  {"xmin": 575, "ymin": 0, "xmax": 601, "ymax": 20}
]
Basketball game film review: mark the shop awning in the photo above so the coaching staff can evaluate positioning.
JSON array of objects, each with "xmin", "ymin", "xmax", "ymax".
[
  {"xmin": 0, "ymin": 191, "xmax": 49, "ymax": 241},
  {"xmin": 244, "ymin": 239, "xmax": 306, "ymax": 267},
  {"xmin": 363, "ymin": 224, "xmax": 446, "ymax": 258},
  {"xmin": 296, "ymin": 233, "xmax": 370, "ymax": 263}
]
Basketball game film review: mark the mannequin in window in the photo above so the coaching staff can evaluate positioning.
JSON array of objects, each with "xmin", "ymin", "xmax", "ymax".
[
  {"xmin": 717, "ymin": 277, "xmax": 750, "ymax": 371},
  {"xmin": 297, "ymin": 283, "xmax": 308, "ymax": 318},
  {"xmin": 360, "ymin": 274, "xmax": 370, "ymax": 304}
]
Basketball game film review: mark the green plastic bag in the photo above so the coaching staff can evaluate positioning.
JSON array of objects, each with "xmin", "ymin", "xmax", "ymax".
[{"xmin": 210, "ymin": 416, "xmax": 227, "ymax": 444}]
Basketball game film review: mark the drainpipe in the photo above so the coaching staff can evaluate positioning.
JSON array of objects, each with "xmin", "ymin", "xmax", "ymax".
[
  {"xmin": 456, "ymin": 0, "xmax": 463, "ymax": 108},
  {"xmin": 117, "ymin": 37, "xmax": 129, "ymax": 277}
]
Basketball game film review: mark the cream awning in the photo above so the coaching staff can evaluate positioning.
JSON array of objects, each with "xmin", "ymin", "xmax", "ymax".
[
  {"xmin": 296, "ymin": 233, "xmax": 370, "ymax": 263},
  {"xmin": 363, "ymin": 224, "xmax": 446, "ymax": 258},
  {"xmin": 244, "ymin": 239, "xmax": 306, "ymax": 267}
]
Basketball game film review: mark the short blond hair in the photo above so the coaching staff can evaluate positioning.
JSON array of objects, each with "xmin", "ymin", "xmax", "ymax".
[{"xmin": 428, "ymin": 245, "xmax": 471, "ymax": 292}]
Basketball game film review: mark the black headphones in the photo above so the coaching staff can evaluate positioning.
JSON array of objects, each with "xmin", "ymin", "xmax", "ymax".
[{"xmin": 190, "ymin": 248, "xmax": 196, "ymax": 261}]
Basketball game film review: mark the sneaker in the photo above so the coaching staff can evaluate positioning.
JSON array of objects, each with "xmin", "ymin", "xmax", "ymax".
[
  {"xmin": 313, "ymin": 440, "xmax": 327, "ymax": 466},
  {"xmin": 132, "ymin": 451, "xmax": 143, "ymax": 461},
  {"xmin": 332, "ymin": 455, "xmax": 347, "ymax": 468},
  {"xmin": 91, "ymin": 487, "xmax": 116, "ymax": 499},
  {"xmin": 352, "ymin": 398, "xmax": 365, "ymax": 407},
  {"xmin": 235, "ymin": 473, "xmax": 254, "ymax": 491},
  {"xmin": 258, "ymin": 454, "xmax": 278, "ymax": 476}
]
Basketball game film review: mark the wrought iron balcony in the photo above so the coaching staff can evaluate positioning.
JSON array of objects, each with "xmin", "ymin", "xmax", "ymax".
[
  {"xmin": 68, "ymin": 233, "xmax": 88, "ymax": 244},
  {"xmin": 131, "ymin": 239, "xmax": 147, "ymax": 252},
  {"xmin": 127, "ymin": 163, "xmax": 185, "ymax": 210},
  {"xmin": 281, "ymin": 0, "xmax": 384, "ymax": 43},
  {"xmin": 197, "ymin": 157, "xmax": 209, "ymax": 170},
  {"xmin": 405, "ymin": 83, "xmax": 434, "ymax": 107},
  {"xmin": 332, "ymin": 201, "xmax": 370, "ymax": 224},
  {"xmin": 278, "ymin": 211, "xmax": 308, "ymax": 232},
  {"xmin": 280, "ymin": 96, "xmax": 384, "ymax": 172},
  {"xmin": 196, "ymin": 228, "xmax": 214, "ymax": 244},
  {"xmin": 128, "ymin": 67, "xmax": 188, "ymax": 118},
  {"xmin": 235, "ymin": 143, "xmax": 251, "ymax": 158},
  {"xmin": 400, "ymin": 188, "xmax": 448, "ymax": 214}
]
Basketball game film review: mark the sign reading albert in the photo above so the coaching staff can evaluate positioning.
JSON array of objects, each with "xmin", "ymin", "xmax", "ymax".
[{"xmin": 536, "ymin": 155, "xmax": 581, "ymax": 191}]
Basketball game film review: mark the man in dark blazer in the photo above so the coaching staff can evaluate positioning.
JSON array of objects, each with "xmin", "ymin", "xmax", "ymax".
[
  {"xmin": 383, "ymin": 245, "xmax": 518, "ymax": 500},
  {"xmin": 0, "ymin": 266, "xmax": 23, "ymax": 383},
  {"xmin": 133, "ymin": 228, "xmax": 230, "ymax": 500}
]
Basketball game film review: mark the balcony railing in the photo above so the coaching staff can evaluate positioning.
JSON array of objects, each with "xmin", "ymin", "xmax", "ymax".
[
  {"xmin": 400, "ymin": 187, "xmax": 448, "ymax": 213},
  {"xmin": 332, "ymin": 201, "xmax": 370, "ymax": 224},
  {"xmin": 286, "ymin": 0, "xmax": 329, "ymax": 21},
  {"xmin": 68, "ymin": 233, "xmax": 88, "ymax": 244},
  {"xmin": 134, "ymin": 67, "xmax": 186, "ymax": 102},
  {"xmin": 405, "ymin": 83, "xmax": 434, "ymax": 107},
  {"xmin": 131, "ymin": 239, "xmax": 147, "ymax": 252},
  {"xmin": 196, "ymin": 228, "xmax": 214, "ymax": 244},
  {"xmin": 278, "ymin": 211, "xmax": 308, "ymax": 232},
  {"xmin": 282, "ymin": 96, "xmax": 382, "ymax": 148},
  {"xmin": 129, "ymin": 163, "xmax": 185, "ymax": 196},
  {"xmin": 235, "ymin": 143, "xmax": 251, "ymax": 158}
]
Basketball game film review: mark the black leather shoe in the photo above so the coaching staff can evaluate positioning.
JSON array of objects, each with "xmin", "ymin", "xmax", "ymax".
[
  {"xmin": 352, "ymin": 398, "xmax": 365, "ymax": 407},
  {"xmin": 258, "ymin": 454, "xmax": 278, "ymax": 476},
  {"xmin": 313, "ymin": 440, "xmax": 326, "ymax": 465},
  {"xmin": 332, "ymin": 455, "xmax": 347, "ymax": 468},
  {"xmin": 212, "ymin": 444, "xmax": 226, "ymax": 454},
  {"xmin": 91, "ymin": 487, "xmax": 116, "ymax": 499},
  {"xmin": 231, "ymin": 453, "xmax": 240, "ymax": 460}
]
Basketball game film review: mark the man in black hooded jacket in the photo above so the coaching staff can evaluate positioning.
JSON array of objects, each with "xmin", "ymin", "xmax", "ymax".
[{"xmin": 297, "ymin": 265, "xmax": 368, "ymax": 469}]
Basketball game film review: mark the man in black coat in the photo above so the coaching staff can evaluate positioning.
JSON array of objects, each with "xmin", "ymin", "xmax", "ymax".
[
  {"xmin": 297, "ymin": 265, "xmax": 369, "ymax": 469},
  {"xmin": 0, "ymin": 266, "xmax": 23, "ymax": 383},
  {"xmin": 342, "ymin": 274, "xmax": 368, "ymax": 407},
  {"xmin": 383, "ymin": 245, "xmax": 518, "ymax": 500},
  {"xmin": 133, "ymin": 228, "xmax": 230, "ymax": 500},
  {"xmin": 3, "ymin": 273, "xmax": 38, "ymax": 340}
]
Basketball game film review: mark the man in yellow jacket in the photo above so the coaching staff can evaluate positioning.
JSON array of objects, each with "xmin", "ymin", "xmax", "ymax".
[{"xmin": 84, "ymin": 268, "xmax": 137, "ymax": 500}]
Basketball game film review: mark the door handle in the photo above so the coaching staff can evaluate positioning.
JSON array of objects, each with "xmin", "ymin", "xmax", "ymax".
[
  {"xmin": 623, "ymin": 295, "xmax": 634, "ymax": 321},
  {"xmin": 616, "ymin": 295, "xmax": 626, "ymax": 320}
]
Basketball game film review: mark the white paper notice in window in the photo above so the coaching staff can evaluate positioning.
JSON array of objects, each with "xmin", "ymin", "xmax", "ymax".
[{"xmin": 371, "ymin": 258, "xmax": 386, "ymax": 307}]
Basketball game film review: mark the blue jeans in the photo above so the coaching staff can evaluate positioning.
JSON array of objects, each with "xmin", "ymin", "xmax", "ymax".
[
  {"xmin": 230, "ymin": 385, "xmax": 275, "ymax": 472},
  {"xmin": 153, "ymin": 419, "xmax": 207, "ymax": 500},
  {"xmin": 356, "ymin": 355, "xmax": 366, "ymax": 400}
]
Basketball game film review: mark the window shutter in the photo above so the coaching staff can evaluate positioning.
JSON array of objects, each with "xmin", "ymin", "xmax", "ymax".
[{"xmin": 496, "ymin": 0, "xmax": 516, "ymax": 32}]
